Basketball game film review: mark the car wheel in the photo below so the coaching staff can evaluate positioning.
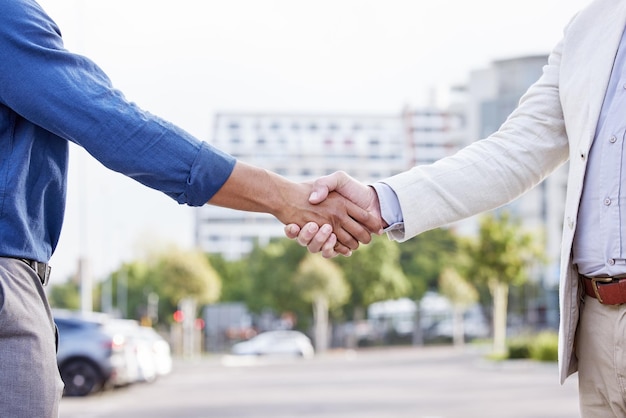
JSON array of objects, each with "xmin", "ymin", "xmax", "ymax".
[{"xmin": 60, "ymin": 359, "xmax": 104, "ymax": 397}]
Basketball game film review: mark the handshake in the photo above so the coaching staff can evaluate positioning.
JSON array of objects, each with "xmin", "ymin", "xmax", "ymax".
[
  {"xmin": 209, "ymin": 162, "xmax": 386, "ymax": 257},
  {"xmin": 282, "ymin": 171, "xmax": 386, "ymax": 258}
]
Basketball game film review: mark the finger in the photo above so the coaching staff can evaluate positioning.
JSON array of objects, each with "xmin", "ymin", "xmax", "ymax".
[
  {"xmin": 320, "ymin": 234, "xmax": 340, "ymax": 257},
  {"xmin": 340, "ymin": 216, "xmax": 372, "ymax": 245},
  {"xmin": 305, "ymin": 224, "xmax": 333, "ymax": 253},
  {"xmin": 331, "ymin": 237, "xmax": 353, "ymax": 257},
  {"xmin": 346, "ymin": 201, "xmax": 383, "ymax": 235},
  {"xmin": 334, "ymin": 227, "xmax": 359, "ymax": 251},
  {"xmin": 295, "ymin": 222, "xmax": 319, "ymax": 246},
  {"xmin": 284, "ymin": 224, "xmax": 301, "ymax": 239},
  {"xmin": 322, "ymin": 234, "xmax": 347, "ymax": 258},
  {"xmin": 309, "ymin": 172, "xmax": 347, "ymax": 204}
]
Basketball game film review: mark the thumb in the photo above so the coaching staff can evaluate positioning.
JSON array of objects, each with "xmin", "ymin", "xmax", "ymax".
[{"xmin": 309, "ymin": 172, "xmax": 345, "ymax": 204}]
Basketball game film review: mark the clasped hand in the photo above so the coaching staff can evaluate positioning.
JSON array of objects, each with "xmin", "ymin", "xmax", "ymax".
[{"xmin": 286, "ymin": 171, "xmax": 384, "ymax": 258}]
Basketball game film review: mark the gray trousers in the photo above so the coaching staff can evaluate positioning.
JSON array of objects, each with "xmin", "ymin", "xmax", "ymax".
[{"xmin": 0, "ymin": 258, "xmax": 64, "ymax": 417}]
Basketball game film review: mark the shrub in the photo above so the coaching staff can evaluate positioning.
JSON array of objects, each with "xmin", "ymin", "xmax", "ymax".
[
  {"xmin": 506, "ymin": 335, "xmax": 531, "ymax": 359},
  {"xmin": 504, "ymin": 331, "xmax": 558, "ymax": 362},
  {"xmin": 529, "ymin": 331, "xmax": 558, "ymax": 362}
]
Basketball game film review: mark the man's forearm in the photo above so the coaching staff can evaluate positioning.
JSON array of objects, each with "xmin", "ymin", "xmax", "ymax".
[
  {"xmin": 207, "ymin": 161, "xmax": 289, "ymax": 217},
  {"xmin": 207, "ymin": 161, "xmax": 379, "ymax": 250}
]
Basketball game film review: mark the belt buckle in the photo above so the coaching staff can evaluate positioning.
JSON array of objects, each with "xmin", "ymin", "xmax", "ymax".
[
  {"xmin": 590, "ymin": 277, "xmax": 614, "ymax": 304},
  {"xmin": 39, "ymin": 262, "xmax": 51, "ymax": 286},
  {"xmin": 20, "ymin": 259, "xmax": 51, "ymax": 286},
  {"xmin": 35, "ymin": 261, "xmax": 51, "ymax": 286}
]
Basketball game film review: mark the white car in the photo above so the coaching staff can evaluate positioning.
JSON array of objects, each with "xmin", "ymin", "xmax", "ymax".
[
  {"xmin": 137, "ymin": 326, "xmax": 173, "ymax": 377},
  {"xmin": 231, "ymin": 330, "xmax": 314, "ymax": 359},
  {"xmin": 107, "ymin": 321, "xmax": 173, "ymax": 383}
]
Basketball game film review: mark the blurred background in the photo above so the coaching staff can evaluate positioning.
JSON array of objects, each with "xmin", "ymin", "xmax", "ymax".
[
  {"xmin": 41, "ymin": 0, "xmax": 589, "ymax": 281},
  {"xmin": 37, "ymin": 0, "xmax": 589, "ymax": 411}
]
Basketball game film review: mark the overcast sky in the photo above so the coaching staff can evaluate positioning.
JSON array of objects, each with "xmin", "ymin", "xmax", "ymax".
[{"xmin": 36, "ymin": 0, "xmax": 592, "ymax": 281}]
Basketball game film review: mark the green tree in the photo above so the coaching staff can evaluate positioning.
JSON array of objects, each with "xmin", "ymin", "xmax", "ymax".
[
  {"xmin": 244, "ymin": 238, "xmax": 311, "ymax": 328},
  {"xmin": 293, "ymin": 253, "xmax": 349, "ymax": 352},
  {"xmin": 439, "ymin": 267, "xmax": 478, "ymax": 347},
  {"xmin": 337, "ymin": 235, "xmax": 410, "ymax": 321},
  {"xmin": 207, "ymin": 253, "xmax": 251, "ymax": 303},
  {"xmin": 106, "ymin": 260, "xmax": 152, "ymax": 322},
  {"xmin": 463, "ymin": 212, "xmax": 544, "ymax": 356},
  {"xmin": 398, "ymin": 228, "xmax": 460, "ymax": 300},
  {"xmin": 103, "ymin": 248, "xmax": 222, "ymax": 324},
  {"xmin": 149, "ymin": 248, "xmax": 222, "ymax": 322},
  {"xmin": 48, "ymin": 280, "xmax": 81, "ymax": 310}
]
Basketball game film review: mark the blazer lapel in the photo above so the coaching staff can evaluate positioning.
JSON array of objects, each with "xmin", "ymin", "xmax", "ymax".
[{"xmin": 580, "ymin": 1, "xmax": 626, "ymax": 152}]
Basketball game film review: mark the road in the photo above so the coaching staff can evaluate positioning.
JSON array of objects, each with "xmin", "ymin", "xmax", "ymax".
[{"xmin": 59, "ymin": 346, "xmax": 580, "ymax": 418}]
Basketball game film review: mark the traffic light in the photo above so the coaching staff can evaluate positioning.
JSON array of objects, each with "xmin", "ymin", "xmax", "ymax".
[{"xmin": 172, "ymin": 309, "xmax": 184, "ymax": 323}]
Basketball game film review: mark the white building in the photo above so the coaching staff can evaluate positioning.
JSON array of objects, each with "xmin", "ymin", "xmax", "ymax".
[{"xmin": 195, "ymin": 110, "xmax": 466, "ymax": 259}]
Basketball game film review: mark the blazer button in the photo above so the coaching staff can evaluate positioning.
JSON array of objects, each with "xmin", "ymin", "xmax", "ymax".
[{"xmin": 567, "ymin": 217, "xmax": 574, "ymax": 229}]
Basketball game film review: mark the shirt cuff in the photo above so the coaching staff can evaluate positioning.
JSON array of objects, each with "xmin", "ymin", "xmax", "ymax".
[
  {"xmin": 371, "ymin": 182, "xmax": 405, "ymax": 232},
  {"xmin": 183, "ymin": 141, "xmax": 237, "ymax": 206}
]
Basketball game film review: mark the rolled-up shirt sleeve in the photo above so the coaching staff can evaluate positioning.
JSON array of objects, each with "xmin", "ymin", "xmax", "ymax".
[
  {"xmin": 184, "ymin": 142, "xmax": 236, "ymax": 206},
  {"xmin": 0, "ymin": 0, "xmax": 235, "ymax": 206}
]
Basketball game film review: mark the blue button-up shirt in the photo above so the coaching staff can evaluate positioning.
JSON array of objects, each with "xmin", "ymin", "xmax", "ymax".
[{"xmin": 0, "ymin": 0, "xmax": 235, "ymax": 263}]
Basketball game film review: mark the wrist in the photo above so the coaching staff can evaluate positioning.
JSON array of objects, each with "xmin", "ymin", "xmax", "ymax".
[
  {"xmin": 268, "ymin": 175, "xmax": 307, "ymax": 224},
  {"xmin": 369, "ymin": 184, "xmax": 389, "ymax": 229}
]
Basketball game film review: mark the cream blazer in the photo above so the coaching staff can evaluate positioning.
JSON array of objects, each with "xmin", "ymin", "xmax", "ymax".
[{"xmin": 382, "ymin": 0, "xmax": 626, "ymax": 384}]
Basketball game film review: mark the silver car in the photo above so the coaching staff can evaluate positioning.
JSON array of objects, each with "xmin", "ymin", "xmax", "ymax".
[
  {"xmin": 54, "ymin": 310, "xmax": 132, "ymax": 396},
  {"xmin": 231, "ymin": 330, "xmax": 315, "ymax": 359}
]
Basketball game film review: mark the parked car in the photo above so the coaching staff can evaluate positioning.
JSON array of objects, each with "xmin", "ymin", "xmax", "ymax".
[
  {"xmin": 137, "ymin": 326, "xmax": 173, "ymax": 377},
  {"xmin": 54, "ymin": 310, "xmax": 132, "ymax": 396},
  {"xmin": 231, "ymin": 330, "xmax": 314, "ymax": 359},
  {"xmin": 106, "ymin": 319, "xmax": 158, "ymax": 384}
]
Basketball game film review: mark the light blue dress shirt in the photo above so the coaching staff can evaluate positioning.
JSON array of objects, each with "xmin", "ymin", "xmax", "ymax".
[
  {"xmin": 573, "ymin": 27, "xmax": 626, "ymax": 277},
  {"xmin": 371, "ymin": 182, "xmax": 404, "ymax": 232}
]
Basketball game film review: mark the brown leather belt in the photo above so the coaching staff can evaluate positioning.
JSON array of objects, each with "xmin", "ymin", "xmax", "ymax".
[{"xmin": 581, "ymin": 274, "xmax": 626, "ymax": 305}]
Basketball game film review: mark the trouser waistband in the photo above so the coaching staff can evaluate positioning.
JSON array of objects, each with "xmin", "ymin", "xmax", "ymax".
[
  {"xmin": 580, "ymin": 273, "xmax": 626, "ymax": 305},
  {"xmin": 18, "ymin": 258, "xmax": 51, "ymax": 286}
]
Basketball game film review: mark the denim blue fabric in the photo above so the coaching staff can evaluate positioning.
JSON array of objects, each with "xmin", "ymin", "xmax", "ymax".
[{"xmin": 0, "ymin": 0, "xmax": 236, "ymax": 263}]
